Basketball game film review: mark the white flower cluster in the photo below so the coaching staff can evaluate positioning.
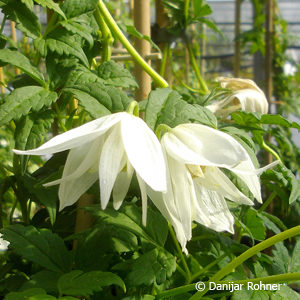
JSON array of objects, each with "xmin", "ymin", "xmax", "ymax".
[{"xmin": 13, "ymin": 78, "xmax": 276, "ymax": 253}]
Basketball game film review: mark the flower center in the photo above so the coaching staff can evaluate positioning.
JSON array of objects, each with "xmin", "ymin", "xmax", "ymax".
[{"xmin": 187, "ymin": 164, "xmax": 206, "ymax": 178}]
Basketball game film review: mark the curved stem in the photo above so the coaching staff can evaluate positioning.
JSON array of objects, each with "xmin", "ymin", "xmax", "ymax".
[
  {"xmin": 155, "ymin": 123, "xmax": 172, "ymax": 140},
  {"xmin": 156, "ymin": 273, "xmax": 300, "ymax": 299},
  {"xmin": 258, "ymin": 191, "xmax": 277, "ymax": 212},
  {"xmin": 190, "ymin": 225, "xmax": 300, "ymax": 299},
  {"xmin": 184, "ymin": 0, "xmax": 190, "ymax": 23},
  {"xmin": 127, "ymin": 100, "xmax": 139, "ymax": 117},
  {"xmin": 186, "ymin": 43, "xmax": 209, "ymax": 94},
  {"xmin": 97, "ymin": 0, "xmax": 168, "ymax": 88},
  {"xmin": 159, "ymin": 44, "xmax": 169, "ymax": 77},
  {"xmin": 94, "ymin": 6, "xmax": 113, "ymax": 62},
  {"xmin": 168, "ymin": 224, "xmax": 191, "ymax": 283},
  {"xmin": 262, "ymin": 140, "xmax": 282, "ymax": 162}
]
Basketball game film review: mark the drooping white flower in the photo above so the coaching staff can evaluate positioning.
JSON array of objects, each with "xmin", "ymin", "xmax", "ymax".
[
  {"xmin": 207, "ymin": 77, "xmax": 268, "ymax": 116},
  {"xmin": 148, "ymin": 123, "xmax": 278, "ymax": 253},
  {"xmin": 13, "ymin": 112, "xmax": 167, "ymax": 223},
  {"xmin": 0, "ymin": 233, "xmax": 9, "ymax": 251}
]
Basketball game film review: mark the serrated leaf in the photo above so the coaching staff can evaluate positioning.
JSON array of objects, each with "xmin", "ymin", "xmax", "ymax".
[
  {"xmin": 65, "ymin": 66, "xmax": 105, "ymax": 86},
  {"xmin": 63, "ymin": 87, "xmax": 110, "ymax": 118},
  {"xmin": 61, "ymin": 0, "xmax": 98, "ymax": 18},
  {"xmin": 88, "ymin": 204, "xmax": 168, "ymax": 247},
  {"xmin": 57, "ymin": 270, "xmax": 125, "ymax": 297},
  {"xmin": 35, "ymin": 0, "xmax": 66, "ymax": 20},
  {"xmin": 290, "ymin": 239, "xmax": 300, "ymax": 272},
  {"xmin": 60, "ymin": 19, "xmax": 93, "ymax": 47},
  {"xmin": 21, "ymin": 270, "xmax": 60, "ymax": 294},
  {"xmin": 4, "ymin": 288, "xmax": 55, "ymax": 300},
  {"xmin": 232, "ymin": 111, "xmax": 300, "ymax": 130},
  {"xmin": 122, "ymin": 296, "xmax": 155, "ymax": 300},
  {"xmin": 126, "ymin": 25, "xmax": 161, "ymax": 53},
  {"xmin": 21, "ymin": 0, "xmax": 33, "ymax": 9},
  {"xmin": 127, "ymin": 249, "xmax": 176, "ymax": 287},
  {"xmin": 231, "ymin": 289, "xmax": 269, "ymax": 300},
  {"xmin": 14, "ymin": 110, "xmax": 55, "ymax": 173},
  {"xmin": 46, "ymin": 28, "xmax": 89, "ymax": 67},
  {"xmin": 244, "ymin": 208, "xmax": 266, "ymax": 241},
  {"xmin": 273, "ymin": 284, "xmax": 300, "ymax": 300},
  {"xmin": 2, "ymin": 0, "xmax": 41, "ymax": 38},
  {"xmin": 1, "ymin": 224, "xmax": 72, "ymax": 273},
  {"xmin": 0, "ymin": 86, "xmax": 57, "ymax": 126},
  {"xmin": 64, "ymin": 82, "xmax": 131, "ymax": 117},
  {"xmin": 21, "ymin": 174, "xmax": 57, "ymax": 225},
  {"xmin": 145, "ymin": 88, "xmax": 217, "ymax": 130},
  {"xmin": 272, "ymin": 242, "xmax": 289, "ymax": 274},
  {"xmin": 97, "ymin": 61, "xmax": 138, "ymax": 88}
]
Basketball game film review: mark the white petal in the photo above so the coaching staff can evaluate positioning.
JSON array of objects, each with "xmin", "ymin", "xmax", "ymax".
[
  {"xmin": 121, "ymin": 114, "xmax": 167, "ymax": 192},
  {"xmin": 146, "ymin": 186, "xmax": 189, "ymax": 254},
  {"xmin": 228, "ymin": 89, "xmax": 268, "ymax": 114},
  {"xmin": 197, "ymin": 166, "xmax": 254, "ymax": 205},
  {"xmin": 165, "ymin": 123, "xmax": 249, "ymax": 168},
  {"xmin": 13, "ymin": 113, "xmax": 123, "ymax": 156},
  {"xmin": 112, "ymin": 161, "xmax": 134, "ymax": 210},
  {"xmin": 44, "ymin": 139, "xmax": 102, "ymax": 187},
  {"xmin": 166, "ymin": 153, "xmax": 192, "ymax": 242},
  {"xmin": 59, "ymin": 169, "xmax": 98, "ymax": 211},
  {"xmin": 216, "ymin": 77, "xmax": 264, "ymax": 94},
  {"xmin": 230, "ymin": 160, "xmax": 262, "ymax": 203},
  {"xmin": 136, "ymin": 174, "xmax": 148, "ymax": 226},
  {"xmin": 99, "ymin": 124, "xmax": 126, "ymax": 209},
  {"xmin": 194, "ymin": 182, "xmax": 235, "ymax": 234}
]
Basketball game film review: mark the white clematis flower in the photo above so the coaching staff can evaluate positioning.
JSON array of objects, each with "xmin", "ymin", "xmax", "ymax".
[
  {"xmin": 148, "ymin": 123, "xmax": 278, "ymax": 253},
  {"xmin": 0, "ymin": 233, "xmax": 9, "ymax": 251},
  {"xmin": 13, "ymin": 112, "xmax": 167, "ymax": 223},
  {"xmin": 207, "ymin": 77, "xmax": 268, "ymax": 116}
]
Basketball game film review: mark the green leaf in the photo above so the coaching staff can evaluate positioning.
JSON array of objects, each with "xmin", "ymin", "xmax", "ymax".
[
  {"xmin": 61, "ymin": 0, "xmax": 98, "ymax": 18},
  {"xmin": 261, "ymin": 164, "xmax": 300, "ymax": 204},
  {"xmin": 290, "ymin": 239, "xmax": 300, "ymax": 272},
  {"xmin": 57, "ymin": 270, "xmax": 125, "ymax": 297},
  {"xmin": 244, "ymin": 208, "xmax": 266, "ymax": 241},
  {"xmin": 272, "ymin": 242, "xmax": 289, "ymax": 274},
  {"xmin": 232, "ymin": 111, "xmax": 300, "ymax": 130},
  {"xmin": 88, "ymin": 203, "xmax": 169, "ymax": 247},
  {"xmin": 0, "ymin": 86, "xmax": 58, "ymax": 126},
  {"xmin": 21, "ymin": 174, "xmax": 57, "ymax": 225},
  {"xmin": 1, "ymin": 224, "xmax": 72, "ymax": 273},
  {"xmin": 63, "ymin": 87, "xmax": 110, "ymax": 118},
  {"xmin": 97, "ymin": 61, "xmax": 138, "ymax": 88},
  {"xmin": 64, "ymin": 82, "xmax": 131, "ymax": 117},
  {"xmin": 127, "ymin": 248, "xmax": 176, "ymax": 287},
  {"xmin": 273, "ymin": 285, "xmax": 300, "ymax": 300},
  {"xmin": 126, "ymin": 25, "xmax": 161, "ymax": 53},
  {"xmin": 193, "ymin": 2, "xmax": 212, "ymax": 18},
  {"xmin": 73, "ymin": 224, "xmax": 138, "ymax": 271},
  {"xmin": 231, "ymin": 289, "xmax": 269, "ymax": 300},
  {"xmin": 35, "ymin": 0, "xmax": 66, "ymax": 20},
  {"xmin": 145, "ymin": 88, "xmax": 217, "ymax": 130},
  {"xmin": 122, "ymin": 296, "xmax": 155, "ymax": 300},
  {"xmin": 21, "ymin": 270, "xmax": 60, "ymax": 294},
  {"xmin": 60, "ymin": 19, "xmax": 94, "ymax": 47},
  {"xmin": 14, "ymin": 110, "xmax": 55, "ymax": 173},
  {"xmin": 4, "ymin": 288, "xmax": 55, "ymax": 300},
  {"xmin": 21, "ymin": 0, "xmax": 33, "ymax": 9},
  {"xmin": 46, "ymin": 28, "xmax": 89, "ymax": 68},
  {"xmin": 2, "ymin": 0, "xmax": 41, "ymax": 38},
  {"xmin": 65, "ymin": 65, "xmax": 105, "ymax": 86}
]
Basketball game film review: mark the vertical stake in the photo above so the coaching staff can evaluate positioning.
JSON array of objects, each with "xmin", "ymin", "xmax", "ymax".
[
  {"xmin": 234, "ymin": 0, "xmax": 241, "ymax": 77},
  {"xmin": 265, "ymin": 0, "xmax": 274, "ymax": 105},
  {"xmin": 134, "ymin": 0, "xmax": 152, "ymax": 101}
]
